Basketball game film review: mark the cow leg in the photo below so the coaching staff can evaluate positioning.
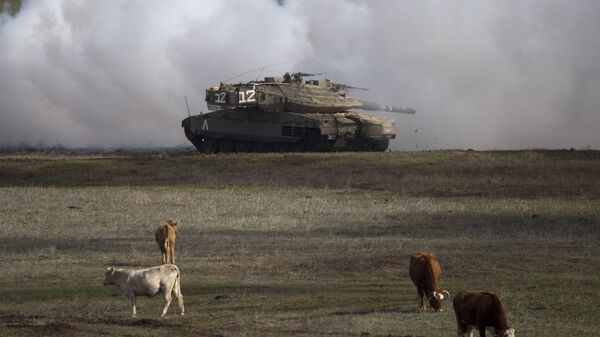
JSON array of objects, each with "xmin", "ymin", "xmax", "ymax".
[
  {"xmin": 163, "ymin": 241, "xmax": 170, "ymax": 264},
  {"xmin": 171, "ymin": 242, "xmax": 176, "ymax": 264},
  {"xmin": 457, "ymin": 328, "xmax": 470, "ymax": 337},
  {"xmin": 166, "ymin": 242, "xmax": 172, "ymax": 264},
  {"xmin": 455, "ymin": 314, "xmax": 467, "ymax": 336},
  {"xmin": 458, "ymin": 329, "xmax": 471, "ymax": 337},
  {"xmin": 129, "ymin": 295, "xmax": 137, "ymax": 317},
  {"xmin": 467, "ymin": 326, "xmax": 474, "ymax": 337},
  {"xmin": 172, "ymin": 284, "xmax": 185, "ymax": 316},
  {"xmin": 161, "ymin": 288, "xmax": 172, "ymax": 317},
  {"xmin": 478, "ymin": 326, "xmax": 487, "ymax": 337},
  {"xmin": 176, "ymin": 293, "xmax": 185, "ymax": 316},
  {"xmin": 417, "ymin": 288, "xmax": 426, "ymax": 311},
  {"xmin": 458, "ymin": 326, "xmax": 474, "ymax": 337}
]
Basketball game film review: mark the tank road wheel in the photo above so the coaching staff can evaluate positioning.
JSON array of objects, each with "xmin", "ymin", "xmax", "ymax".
[
  {"xmin": 254, "ymin": 142, "xmax": 270, "ymax": 153},
  {"xmin": 235, "ymin": 140, "xmax": 251, "ymax": 153},
  {"xmin": 290, "ymin": 142, "xmax": 305, "ymax": 152},
  {"xmin": 202, "ymin": 138, "xmax": 217, "ymax": 154},
  {"xmin": 370, "ymin": 139, "xmax": 390, "ymax": 152},
  {"xmin": 219, "ymin": 139, "xmax": 234, "ymax": 153},
  {"xmin": 302, "ymin": 130, "xmax": 321, "ymax": 152},
  {"xmin": 275, "ymin": 142, "xmax": 289, "ymax": 152}
]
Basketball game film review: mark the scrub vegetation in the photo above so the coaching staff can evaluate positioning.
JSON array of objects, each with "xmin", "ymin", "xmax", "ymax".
[{"xmin": 0, "ymin": 150, "xmax": 598, "ymax": 336}]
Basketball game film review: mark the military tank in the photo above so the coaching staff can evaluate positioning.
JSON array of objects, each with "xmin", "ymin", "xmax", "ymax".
[{"xmin": 182, "ymin": 72, "xmax": 415, "ymax": 153}]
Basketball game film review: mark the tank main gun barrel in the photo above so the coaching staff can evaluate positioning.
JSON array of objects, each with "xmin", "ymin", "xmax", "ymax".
[
  {"xmin": 340, "ymin": 84, "xmax": 369, "ymax": 91},
  {"xmin": 331, "ymin": 83, "xmax": 369, "ymax": 91},
  {"xmin": 359, "ymin": 101, "xmax": 416, "ymax": 114},
  {"xmin": 295, "ymin": 72, "xmax": 322, "ymax": 77}
]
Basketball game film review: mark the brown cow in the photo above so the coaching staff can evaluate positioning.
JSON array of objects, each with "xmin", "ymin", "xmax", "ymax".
[
  {"xmin": 409, "ymin": 252, "xmax": 450, "ymax": 312},
  {"xmin": 155, "ymin": 219, "xmax": 177, "ymax": 264},
  {"xmin": 453, "ymin": 291, "xmax": 516, "ymax": 337}
]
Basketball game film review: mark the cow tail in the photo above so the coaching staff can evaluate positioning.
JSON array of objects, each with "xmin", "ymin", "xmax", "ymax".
[{"xmin": 173, "ymin": 265, "xmax": 181, "ymax": 295}]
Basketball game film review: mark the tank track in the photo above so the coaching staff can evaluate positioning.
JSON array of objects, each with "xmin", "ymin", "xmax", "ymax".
[{"xmin": 183, "ymin": 126, "xmax": 389, "ymax": 154}]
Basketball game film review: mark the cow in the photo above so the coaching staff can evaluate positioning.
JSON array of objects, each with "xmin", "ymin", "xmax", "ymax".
[
  {"xmin": 453, "ymin": 291, "xmax": 516, "ymax": 337},
  {"xmin": 103, "ymin": 264, "xmax": 185, "ymax": 317},
  {"xmin": 155, "ymin": 219, "xmax": 177, "ymax": 264},
  {"xmin": 409, "ymin": 252, "xmax": 450, "ymax": 312}
]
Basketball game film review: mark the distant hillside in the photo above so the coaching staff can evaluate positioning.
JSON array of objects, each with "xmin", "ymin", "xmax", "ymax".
[{"xmin": 0, "ymin": 0, "xmax": 21, "ymax": 17}]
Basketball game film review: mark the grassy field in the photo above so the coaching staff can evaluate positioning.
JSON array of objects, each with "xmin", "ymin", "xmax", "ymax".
[{"xmin": 0, "ymin": 150, "xmax": 599, "ymax": 336}]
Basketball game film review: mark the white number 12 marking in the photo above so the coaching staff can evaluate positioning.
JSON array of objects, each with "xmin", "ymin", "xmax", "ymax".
[
  {"xmin": 239, "ymin": 90, "xmax": 256, "ymax": 104},
  {"xmin": 215, "ymin": 92, "xmax": 226, "ymax": 103}
]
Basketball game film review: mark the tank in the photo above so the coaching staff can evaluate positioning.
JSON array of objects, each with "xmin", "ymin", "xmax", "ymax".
[{"xmin": 181, "ymin": 72, "xmax": 415, "ymax": 153}]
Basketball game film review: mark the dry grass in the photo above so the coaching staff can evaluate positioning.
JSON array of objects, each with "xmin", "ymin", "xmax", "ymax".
[
  {"xmin": 2, "ymin": 150, "xmax": 600, "ymax": 197},
  {"xmin": 0, "ymin": 151, "xmax": 599, "ymax": 336}
]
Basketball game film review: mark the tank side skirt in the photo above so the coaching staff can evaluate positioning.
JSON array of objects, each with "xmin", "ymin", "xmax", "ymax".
[{"xmin": 182, "ymin": 108, "xmax": 394, "ymax": 152}]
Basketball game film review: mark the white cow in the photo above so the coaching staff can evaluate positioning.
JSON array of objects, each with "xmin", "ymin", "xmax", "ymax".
[{"xmin": 103, "ymin": 264, "xmax": 185, "ymax": 317}]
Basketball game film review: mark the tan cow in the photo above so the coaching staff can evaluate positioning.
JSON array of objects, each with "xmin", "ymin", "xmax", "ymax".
[
  {"xmin": 155, "ymin": 219, "xmax": 177, "ymax": 264},
  {"xmin": 409, "ymin": 251, "xmax": 450, "ymax": 312},
  {"xmin": 453, "ymin": 291, "xmax": 516, "ymax": 337},
  {"xmin": 103, "ymin": 264, "xmax": 185, "ymax": 317}
]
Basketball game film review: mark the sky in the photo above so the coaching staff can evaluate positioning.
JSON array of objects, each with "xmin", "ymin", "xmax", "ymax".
[{"xmin": 1, "ymin": 0, "xmax": 599, "ymax": 150}]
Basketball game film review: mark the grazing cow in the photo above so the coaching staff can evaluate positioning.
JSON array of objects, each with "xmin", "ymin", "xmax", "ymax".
[
  {"xmin": 409, "ymin": 252, "xmax": 450, "ymax": 312},
  {"xmin": 453, "ymin": 291, "xmax": 516, "ymax": 337},
  {"xmin": 103, "ymin": 264, "xmax": 185, "ymax": 317},
  {"xmin": 155, "ymin": 219, "xmax": 177, "ymax": 264}
]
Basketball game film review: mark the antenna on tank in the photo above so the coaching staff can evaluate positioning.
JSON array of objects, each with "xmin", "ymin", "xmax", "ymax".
[
  {"xmin": 256, "ymin": 66, "xmax": 267, "ymax": 81},
  {"xmin": 184, "ymin": 96, "xmax": 191, "ymax": 117},
  {"xmin": 222, "ymin": 62, "xmax": 291, "ymax": 83}
]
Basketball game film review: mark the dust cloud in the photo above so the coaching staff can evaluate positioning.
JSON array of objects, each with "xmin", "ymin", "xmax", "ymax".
[{"xmin": 1, "ymin": 0, "xmax": 599, "ymax": 149}]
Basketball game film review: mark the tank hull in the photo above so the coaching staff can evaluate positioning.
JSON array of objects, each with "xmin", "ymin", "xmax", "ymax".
[{"xmin": 181, "ymin": 108, "xmax": 395, "ymax": 153}]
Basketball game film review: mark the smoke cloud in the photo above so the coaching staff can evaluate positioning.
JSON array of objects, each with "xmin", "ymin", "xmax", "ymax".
[{"xmin": 1, "ymin": 0, "xmax": 599, "ymax": 149}]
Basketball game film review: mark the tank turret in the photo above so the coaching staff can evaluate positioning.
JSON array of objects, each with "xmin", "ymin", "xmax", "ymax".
[{"xmin": 182, "ymin": 72, "xmax": 415, "ymax": 153}]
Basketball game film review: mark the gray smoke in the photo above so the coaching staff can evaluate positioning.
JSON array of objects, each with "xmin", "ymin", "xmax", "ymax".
[{"xmin": 1, "ymin": 0, "xmax": 599, "ymax": 149}]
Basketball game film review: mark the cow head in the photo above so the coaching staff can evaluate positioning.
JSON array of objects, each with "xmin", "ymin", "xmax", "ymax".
[
  {"xmin": 428, "ymin": 290, "xmax": 451, "ymax": 311},
  {"xmin": 495, "ymin": 328, "xmax": 516, "ymax": 337},
  {"xmin": 103, "ymin": 266, "xmax": 116, "ymax": 286},
  {"xmin": 165, "ymin": 219, "xmax": 178, "ymax": 231}
]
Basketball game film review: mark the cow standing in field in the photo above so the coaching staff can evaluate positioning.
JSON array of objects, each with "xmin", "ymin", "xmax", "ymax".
[
  {"xmin": 453, "ymin": 291, "xmax": 516, "ymax": 337},
  {"xmin": 155, "ymin": 219, "xmax": 177, "ymax": 264},
  {"xmin": 103, "ymin": 264, "xmax": 185, "ymax": 317},
  {"xmin": 409, "ymin": 252, "xmax": 450, "ymax": 312}
]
